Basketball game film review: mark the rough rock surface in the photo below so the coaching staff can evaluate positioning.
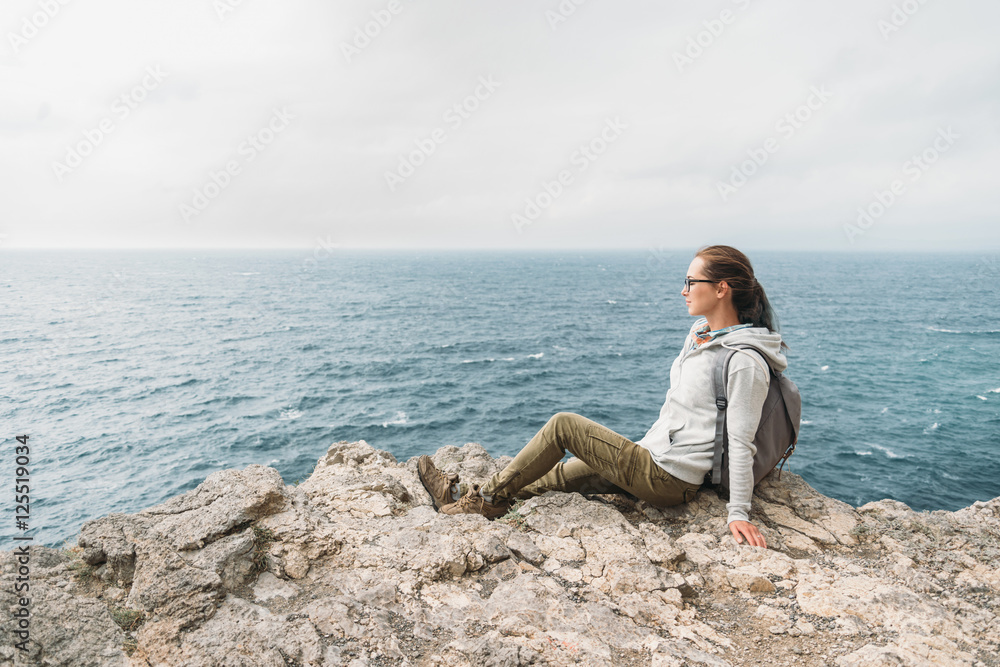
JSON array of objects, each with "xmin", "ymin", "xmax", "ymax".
[{"xmin": 1, "ymin": 440, "xmax": 998, "ymax": 666}]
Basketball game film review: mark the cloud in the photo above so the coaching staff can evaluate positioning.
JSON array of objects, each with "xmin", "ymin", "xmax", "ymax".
[{"xmin": 2, "ymin": 0, "xmax": 998, "ymax": 250}]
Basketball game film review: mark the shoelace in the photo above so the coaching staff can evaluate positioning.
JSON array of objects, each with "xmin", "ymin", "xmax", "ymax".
[
  {"xmin": 457, "ymin": 486, "xmax": 483, "ymax": 508},
  {"xmin": 434, "ymin": 469, "xmax": 457, "ymax": 486},
  {"xmin": 459, "ymin": 495, "xmax": 482, "ymax": 509}
]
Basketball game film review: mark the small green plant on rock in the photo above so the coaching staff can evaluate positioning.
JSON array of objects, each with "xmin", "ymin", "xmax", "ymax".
[
  {"xmin": 251, "ymin": 524, "xmax": 277, "ymax": 574},
  {"xmin": 908, "ymin": 519, "xmax": 938, "ymax": 541},
  {"xmin": 850, "ymin": 522, "xmax": 876, "ymax": 541},
  {"xmin": 108, "ymin": 603, "xmax": 145, "ymax": 656},
  {"xmin": 67, "ymin": 557, "xmax": 99, "ymax": 584},
  {"xmin": 498, "ymin": 499, "xmax": 527, "ymax": 530},
  {"xmin": 109, "ymin": 605, "xmax": 144, "ymax": 632}
]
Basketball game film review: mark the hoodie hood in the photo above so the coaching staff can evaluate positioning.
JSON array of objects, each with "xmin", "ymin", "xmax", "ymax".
[
  {"xmin": 719, "ymin": 326, "xmax": 788, "ymax": 374},
  {"xmin": 687, "ymin": 318, "xmax": 788, "ymax": 374}
]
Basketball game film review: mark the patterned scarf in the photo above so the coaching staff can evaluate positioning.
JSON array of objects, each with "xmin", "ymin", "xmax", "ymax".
[{"xmin": 690, "ymin": 321, "xmax": 753, "ymax": 352}]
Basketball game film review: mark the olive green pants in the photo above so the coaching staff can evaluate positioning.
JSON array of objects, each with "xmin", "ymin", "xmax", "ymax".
[{"xmin": 480, "ymin": 412, "xmax": 701, "ymax": 506}]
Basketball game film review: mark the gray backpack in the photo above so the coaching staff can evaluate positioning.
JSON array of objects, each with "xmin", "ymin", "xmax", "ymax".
[{"xmin": 709, "ymin": 344, "xmax": 802, "ymax": 488}]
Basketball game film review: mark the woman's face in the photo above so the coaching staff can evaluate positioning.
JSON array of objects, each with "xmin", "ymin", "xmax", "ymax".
[{"xmin": 682, "ymin": 256, "xmax": 720, "ymax": 318}]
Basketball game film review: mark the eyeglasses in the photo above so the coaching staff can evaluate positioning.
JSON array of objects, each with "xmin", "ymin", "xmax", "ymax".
[{"xmin": 684, "ymin": 277, "xmax": 716, "ymax": 291}]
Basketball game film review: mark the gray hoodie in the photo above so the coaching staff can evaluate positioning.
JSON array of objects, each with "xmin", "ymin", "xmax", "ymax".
[{"xmin": 635, "ymin": 317, "xmax": 788, "ymax": 524}]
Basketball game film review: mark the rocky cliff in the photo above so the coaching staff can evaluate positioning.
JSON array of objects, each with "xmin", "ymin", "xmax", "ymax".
[{"xmin": 2, "ymin": 440, "xmax": 998, "ymax": 666}]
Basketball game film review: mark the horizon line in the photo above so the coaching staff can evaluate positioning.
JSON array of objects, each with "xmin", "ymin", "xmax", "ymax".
[{"xmin": 1, "ymin": 245, "xmax": 998, "ymax": 253}]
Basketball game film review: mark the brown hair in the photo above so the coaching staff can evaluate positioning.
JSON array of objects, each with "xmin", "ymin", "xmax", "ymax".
[{"xmin": 695, "ymin": 245, "xmax": 788, "ymax": 350}]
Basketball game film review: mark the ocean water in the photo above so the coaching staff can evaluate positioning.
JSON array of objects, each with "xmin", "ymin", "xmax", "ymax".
[{"xmin": 3, "ymin": 249, "xmax": 999, "ymax": 547}]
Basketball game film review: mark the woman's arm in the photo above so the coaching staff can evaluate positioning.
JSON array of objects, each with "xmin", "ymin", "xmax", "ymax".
[{"xmin": 722, "ymin": 350, "xmax": 771, "ymax": 546}]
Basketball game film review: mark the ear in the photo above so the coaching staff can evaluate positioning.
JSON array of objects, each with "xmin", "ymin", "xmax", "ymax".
[{"xmin": 716, "ymin": 281, "xmax": 729, "ymax": 299}]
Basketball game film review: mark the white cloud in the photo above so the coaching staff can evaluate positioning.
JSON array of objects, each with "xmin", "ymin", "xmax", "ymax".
[{"xmin": 2, "ymin": 0, "xmax": 998, "ymax": 250}]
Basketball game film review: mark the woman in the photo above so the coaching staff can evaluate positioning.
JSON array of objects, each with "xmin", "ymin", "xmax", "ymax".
[{"xmin": 418, "ymin": 245, "xmax": 786, "ymax": 549}]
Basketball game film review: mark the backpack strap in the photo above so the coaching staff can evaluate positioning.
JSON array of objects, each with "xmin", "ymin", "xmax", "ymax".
[
  {"xmin": 710, "ymin": 344, "xmax": 770, "ymax": 485},
  {"xmin": 710, "ymin": 347, "xmax": 740, "ymax": 484}
]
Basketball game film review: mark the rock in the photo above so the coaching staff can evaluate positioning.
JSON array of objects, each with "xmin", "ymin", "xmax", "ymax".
[
  {"xmin": 3, "ymin": 440, "xmax": 999, "ymax": 666},
  {"xmin": 505, "ymin": 532, "xmax": 545, "ymax": 565},
  {"xmin": 533, "ymin": 533, "xmax": 586, "ymax": 561},
  {"xmin": 140, "ymin": 465, "xmax": 289, "ymax": 551},
  {"xmin": 757, "ymin": 499, "xmax": 838, "ymax": 545},
  {"xmin": 789, "ymin": 620, "xmax": 815, "ymax": 636},
  {"xmin": 0, "ymin": 548, "xmax": 127, "ymax": 666},
  {"xmin": 725, "ymin": 568, "xmax": 776, "ymax": 594},
  {"xmin": 640, "ymin": 523, "xmax": 686, "ymax": 567},
  {"xmin": 836, "ymin": 632, "xmax": 978, "ymax": 667},
  {"xmin": 179, "ymin": 527, "xmax": 256, "ymax": 592},
  {"xmin": 253, "ymin": 572, "xmax": 301, "ymax": 602},
  {"xmin": 757, "ymin": 604, "xmax": 791, "ymax": 634},
  {"xmin": 140, "ymin": 596, "xmax": 324, "ymax": 666}
]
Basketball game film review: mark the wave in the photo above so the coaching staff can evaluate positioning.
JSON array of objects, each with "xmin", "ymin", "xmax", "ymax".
[
  {"xmin": 144, "ymin": 378, "xmax": 205, "ymax": 396},
  {"xmin": 381, "ymin": 411, "xmax": 408, "ymax": 427},
  {"xmin": 927, "ymin": 327, "xmax": 1000, "ymax": 335},
  {"xmin": 461, "ymin": 357, "xmax": 517, "ymax": 364},
  {"xmin": 527, "ymin": 352, "xmax": 544, "ymax": 359},
  {"xmin": 871, "ymin": 443, "xmax": 906, "ymax": 459},
  {"xmin": 277, "ymin": 408, "xmax": 302, "ymax": 421},
  {"xmin": 192, "ymin": 394, "xmax": 258, "ymax": 408},
  {"xmin": 976, "ymin": 395, "xmax": 988, "ymax": 401},
  {"xmin": 230, "ymin": 272, "xmax": 261, "ymax": 276}
]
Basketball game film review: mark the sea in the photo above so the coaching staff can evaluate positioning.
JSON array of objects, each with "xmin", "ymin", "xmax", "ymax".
[{"xmin": 3, "ymin": 249, "xmax": 999, "ymax": 548}]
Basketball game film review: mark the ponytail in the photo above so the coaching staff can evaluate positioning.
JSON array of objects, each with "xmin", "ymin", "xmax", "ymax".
[{"xmin": 695, "ymin": 245, "xmax": 788, "ymax": 350}]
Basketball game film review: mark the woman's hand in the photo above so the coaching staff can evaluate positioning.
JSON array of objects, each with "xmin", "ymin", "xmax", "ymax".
[{"xmin": 729, "ymin": 520, "xmax": 767, "ymax": 548}]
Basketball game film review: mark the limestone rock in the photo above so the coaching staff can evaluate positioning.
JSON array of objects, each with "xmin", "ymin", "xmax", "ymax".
[
  {"xmin": 2, "ymin": 440, "xmax": 998, "ymax": 666},
  {"xmin": 0, "ymin": 548, "xmax": 127, "ymax": 666}
]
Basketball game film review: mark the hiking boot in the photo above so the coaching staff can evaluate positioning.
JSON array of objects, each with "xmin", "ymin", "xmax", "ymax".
[
  {"xmin": 440, "ymin": 486, "xmax": 512, "ymax": 520},
  {"xmin": 417, "ymin": 455, "xmax": 460, "ymax": 511}
]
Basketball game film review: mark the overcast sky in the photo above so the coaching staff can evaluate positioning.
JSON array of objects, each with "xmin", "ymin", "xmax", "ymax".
[{"xmin": 2, "ymin": 0, "xmax": 998, "ymax": 251}]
